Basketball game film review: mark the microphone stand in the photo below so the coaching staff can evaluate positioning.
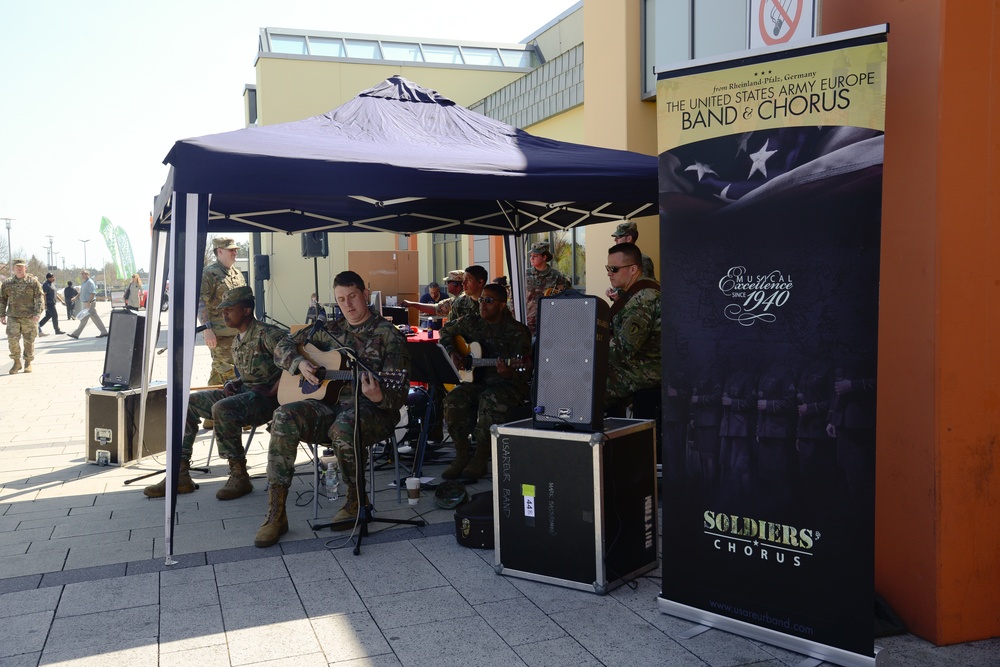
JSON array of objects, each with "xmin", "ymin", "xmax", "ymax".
[{"xmin": 311, "ymin": 346, "xmax": 426, "ymax": 555}]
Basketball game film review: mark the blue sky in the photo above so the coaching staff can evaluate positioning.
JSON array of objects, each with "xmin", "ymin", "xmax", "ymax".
[{"xmin": 0, "ymin": 0, "xmax": 578, "ymax": 270}]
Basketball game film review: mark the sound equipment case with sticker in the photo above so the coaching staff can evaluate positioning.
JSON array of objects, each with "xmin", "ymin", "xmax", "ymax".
[
  {"xmin": 491, "ymin": 418, "xmax": 658, "ymax": 594},
  {"xmin": 85, "ymin": 382, "xmax": 167, "ymax": 465}
]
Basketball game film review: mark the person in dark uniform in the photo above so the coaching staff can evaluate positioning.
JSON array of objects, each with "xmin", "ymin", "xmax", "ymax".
[
  {"xmin": 755, "ymin": 362, "xmax": 798, "ymax": 513},
  {"xmin": 826, "ymin": 358, "xmax": 877, "ymax": 514},
  {"xmin": 795, "ymin": 360, "xmax": 840, "ymax": 519},
  {"xmin": 37, "ymin": 272, "xmax": 65, "ymax": 335},
  {"xmin": 690, "ymin": 370, "xmax": 723, "ymax": 496},
  {"xmin": 719, "ymin": 366, "xmax": 757, "ymax": 503}
]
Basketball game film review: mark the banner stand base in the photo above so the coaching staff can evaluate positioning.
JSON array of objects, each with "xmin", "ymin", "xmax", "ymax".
[{"xmin": 657, "ymin": 596, "xmax": 886, "ymax": 667}]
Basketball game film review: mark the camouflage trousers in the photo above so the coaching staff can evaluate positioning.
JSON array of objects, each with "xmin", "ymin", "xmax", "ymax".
[
  {"xmin": 443, "ymin": 381, "xmax": 527, "ymax": 448},
  {"xmin": 606, "ymin": 367, "xmax": 660, "ymax": 403},
  {"xmin": 182, "ymin": 388, "xmax": 279, "ymax": 462},
  {"xmin": 267, "ymin": 398, "xmax": 397, "ymax": 487},
  {"xmin": 6, "ymin": 317, "xmax": 38, "ymax": 362},
  {"xmin": 208, "ymin": 336, "xmax": 237, "ymax": 385}
]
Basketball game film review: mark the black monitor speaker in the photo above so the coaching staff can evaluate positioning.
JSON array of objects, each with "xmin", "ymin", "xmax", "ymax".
[
  {"xmin": 102, "ymin": 310, "xmax": 145, "ymax": 389},
  {"xmin": 301, "ymin": 232, "xmax": 329, "ymax": 258},
  {"xmin": 253, "ymin": 254, "xmax": 271, "ymax": 280},
  {"xmin": 532, "ymin": 293, "xmax": 610, "ymax": 432}
]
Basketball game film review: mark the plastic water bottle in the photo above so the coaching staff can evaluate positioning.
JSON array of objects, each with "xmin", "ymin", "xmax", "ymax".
[{"xmin": 325, "ymin": 463, "xmax": 340, "ymax": 501}]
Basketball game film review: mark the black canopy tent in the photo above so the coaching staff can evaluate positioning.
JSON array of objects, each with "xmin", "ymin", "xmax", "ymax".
[{"xmin": 145, "ymin": 76, "xmax": 657, "ymax": 560}]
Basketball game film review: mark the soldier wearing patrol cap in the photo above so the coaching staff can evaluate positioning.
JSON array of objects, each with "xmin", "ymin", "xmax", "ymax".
[
  {"xmin": 199, "ymin": 237, "xmax": 246, "ymax": 397},
  {"xmin": 0, "ymin": 258, "xmax": 43, "ymax": 374},
  {"xmin": 525, "ymin": 241, "xmax": 570, "ymax": 336},
  {"xmin": 144, "ymin": 286, "xmax": 284, "ymax": 501},
  {"xmin": 607, "ymin": 221, "xmax": 656, "ymax": 301}
]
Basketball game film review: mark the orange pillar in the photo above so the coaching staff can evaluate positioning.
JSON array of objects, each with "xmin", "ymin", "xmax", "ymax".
[{"xmin": 823, "ymin": 0, "xmax": 1000, "ymax": 645}]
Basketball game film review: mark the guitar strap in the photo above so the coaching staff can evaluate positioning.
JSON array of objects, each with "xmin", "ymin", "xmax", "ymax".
[{"xmin": 609, "ymin": 279, "xmax": 660, "ymax": 319}]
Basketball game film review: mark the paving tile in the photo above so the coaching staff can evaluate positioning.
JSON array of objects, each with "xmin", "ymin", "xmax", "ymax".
[
  {"xmin": 0, "ymin": 549, "xmax": 69, "ymax": 579},
  {"xmin": 332, "ymin": 540, "xmax": 448, "ymax": 598},
  {"xmin": 125, "ymin": 551, "xmax": 207, "ymax": 576},
  {"xmin": 310, "ymin": 610, "xmax": 395, "ymax": 663},
  {"xmin": 27, "ymin": 529, "xmax": 132, "ymax": 554},
  {"xmin": 0, "ymin": 526, "xmax": 55, "ymax": 547},
  {"xmin": 227, "ymin": 616, "xmax": 321, "ymax": 666},
  {"xmin": 61, "ymin": 537, "xmax": 153, "ymax": 571},
  {"xmin": 160, "ymin": 577, "xmax": 222, "ymax": 610},
  {"xmin": 39, "ymin": 639, "xmax": 159, "ymax": 666},
  {"xmin": 0, "ymin": 586, "xmax": 62, "ymax": 619},
  {"xmin": 0, "ymin": 543, "xmax": 28, "ymax": 558},
  {"xmin": 159, "ymin": 604, "xmax": 226, "ymax": 653},
  {"xmin": 56, "ymin": 572, "xmax": 158, "ymax": 617},
  {"xmin": 384, "ymin": 615, "xmax": 526, "ymax": 667},
  {"xmin": 0, "ymin": 652, "xmax": 42, "ymax": 667},
  {"xmin": 0, "ymin": 575, "xmax": 42, "ymax": 596},
  {"xmin": 215, "ymin": 554, "xmax": 288, "ymax": 587},
  {"xmin": 412, "ymin": 533, "xmax": 522, "ymax": 605},
  {"xmin": 512, "ymin": 636, "xmax": 604, "ymax": 667},
  {"xmin": 43, "ymin": 605, "xmax": 159, "ymax": 655},
  {"xmin": 0, "ymin": 609, "xmax": 53, "ymax": 658},
  {"xmin": 475, "ymin": 596, "xmax": 568, "ymax": 646},
  {"xmin": 159, "ymin": 644, "xmax": 231, "ymax": 667},
  {"xmin": 504, "ymin": 575, "xmax": 619, "ymax": 615},
  {"xmin": 367, "ymin": 584, "xmax": 476, "ymax": 630},
  {"xmin": 282, "ymin": 550, "xmax": 345, "ymax": 587}
]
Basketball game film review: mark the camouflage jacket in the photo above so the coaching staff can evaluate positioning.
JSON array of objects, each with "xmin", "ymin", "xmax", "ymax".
[
  {"xmin": 436, "ymin": 292, "xmax": 480, "ymax": 321},
  {"xmin": 200, "ymin": 261, "xmax": 245, "ymax": 336},
  {"xmin": 232, "ymin": 319, "xmax": 285, "ymax": 388},
  {"xmin": 440, "ymin": 309, "xmax": 532, "ymax": 390},
  {"xmin": 0, "ymin": 274, "xmax": 44, "ymax": 318},
  {"xmin": 525, "ymin": 265, "xmax": 571, "ymax": 335},
  {"xmin": 274, "ymin": 309, "xmax": 410, "ymax": 417},
  {"xmin": 608, "ymin": 283, "xmax": 661, "ymax": 390},
  {"xmin": 641, "ymin": 253, "xmax": 656, "ymax": 280}
]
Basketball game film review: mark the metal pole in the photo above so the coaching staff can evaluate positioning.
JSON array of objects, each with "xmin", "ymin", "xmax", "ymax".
[
  {"xmin": 2, "ymin": 218, "xmax": 13, "ymax": 270},
  {"xmin": 79, "ymin": 239, "xmax": 89, "ymax": 272}
]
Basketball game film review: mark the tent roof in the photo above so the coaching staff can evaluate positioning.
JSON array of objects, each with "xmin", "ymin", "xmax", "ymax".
[{"xmin": 154, "ymin": 76, "xmax": 657, "ymax": 236}]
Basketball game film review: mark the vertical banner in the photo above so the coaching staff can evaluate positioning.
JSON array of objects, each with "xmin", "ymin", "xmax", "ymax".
[{"xmin": 656, "ymin": 27, "xmax": 887, "ymax": 665}]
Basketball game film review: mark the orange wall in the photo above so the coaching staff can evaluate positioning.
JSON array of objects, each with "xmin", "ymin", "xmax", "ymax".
[{"xmin": 824, "ymin": 0, "xmax": 1000, "ymax": 645}]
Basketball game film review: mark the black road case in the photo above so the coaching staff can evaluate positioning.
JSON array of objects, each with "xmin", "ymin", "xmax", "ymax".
[
  {"xmin": 491, "ymin": 418, "xmax": 658, "ymax": 594},
  {"xmin": 85, "ymin": 382, "xmax": 167, "ymax": 465}
]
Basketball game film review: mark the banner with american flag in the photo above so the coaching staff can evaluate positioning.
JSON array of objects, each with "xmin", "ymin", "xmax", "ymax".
[{"xmin": 656, "ymin": 27, "xmax": 887, "ymax": 665}]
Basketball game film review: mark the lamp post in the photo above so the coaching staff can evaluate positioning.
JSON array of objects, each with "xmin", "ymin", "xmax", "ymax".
[
  {"xmin": 2, "ymin": 218, "xmax": 12, "ymax": 270},
  {"xmin": 79, "ymin": 239, "xmax": 89, "ymax": 272}
]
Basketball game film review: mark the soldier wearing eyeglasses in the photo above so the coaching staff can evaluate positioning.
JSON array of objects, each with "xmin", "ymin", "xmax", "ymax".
[
  {"xmin": 604, "ymin": 242, "xmax": 661, "ymax": 411},
  {"xmin": 439, "ymin": 283, "xmax": 532, "ymax": 480}
]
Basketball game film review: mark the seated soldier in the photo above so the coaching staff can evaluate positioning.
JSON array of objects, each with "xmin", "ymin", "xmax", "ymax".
[
  {"xmin": 604, "ymin": 242, "xmax": 662, "ymax": 413},
  {"xmin": 255, "ymin": 271, "xmax": 410, "ymax": 548},
  {"xmin": 439, "ymin": 283, "xmax": 532, "ymax": 480},
  {"xmin": 144, "ymin": 287, "xmax": 283, "ymax": 500},
  {"xmin": 403, "ymin": 266, "xmax": 486, "ymax": 320}
]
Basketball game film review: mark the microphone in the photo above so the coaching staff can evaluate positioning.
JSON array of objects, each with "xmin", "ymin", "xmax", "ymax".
[{"xmin": 195, "ymin": 323, "xmax": 210, "ymax": 333}]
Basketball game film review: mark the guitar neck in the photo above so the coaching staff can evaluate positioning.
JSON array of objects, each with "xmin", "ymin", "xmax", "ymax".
[{"xmin": 470, "ymin": 357, "xmax": 513, "ymax": 367}]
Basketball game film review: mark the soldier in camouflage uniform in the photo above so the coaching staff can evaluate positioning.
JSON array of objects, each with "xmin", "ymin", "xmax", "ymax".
[
  {"xmin": 440, "ymin": 283, "xmax": 532, "ymax": 479},
  {"xmin": 255, "ymin": 271, "xmax": 410, "ymax": 548},
  {"xmin": 605, "ymin": 243, "xmax": 662, "ymax": 408},
  {"xmin": 0, "ymin": 259, "xmax": 43, "ymax": 374},
  {"xmin": 403, "ymin": 269, "xmax": 466, "ymax": 318},
  {"xmin": 144, "ymin": 287, "xmax": 283, "ymax": 501},
  {"xmin": 525, "ymin": 241, "xmax": 571, "ymax": 336},
  {"xmin": 199, "ymin": 237, "xmax": 246, "ymax": 389},
  {"xmin": 606, "ymin": 221, "xmax": 657, "ymax": 301}
]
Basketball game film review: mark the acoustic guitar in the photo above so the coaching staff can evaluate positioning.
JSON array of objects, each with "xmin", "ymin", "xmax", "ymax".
[
  {"xmin": 277, "ymin": 343, "xmax": 407, "ymax": 406},
  {"xmin": 452, "ymin": 335, "xmax": 526, "ymax": 384}
]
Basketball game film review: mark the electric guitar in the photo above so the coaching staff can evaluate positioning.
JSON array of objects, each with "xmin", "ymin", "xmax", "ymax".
[
  {"xmin": 277, "ymin": 343, "xmax": 407, "ymax": 406},
  {"xmin": 452, "ymin": 335, "xmax": 526, "ymax": 384}
]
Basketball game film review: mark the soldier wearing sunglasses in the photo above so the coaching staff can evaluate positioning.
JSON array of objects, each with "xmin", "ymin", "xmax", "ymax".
[
  {"xmin": 605, "ymin": 242, "xmax": 662, "ymax": 413},
  {"xmin": 439, "ymin": 283, "xmax": 532, "ymax": 480}
]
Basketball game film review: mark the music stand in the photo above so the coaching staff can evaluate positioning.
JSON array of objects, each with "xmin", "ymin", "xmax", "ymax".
[{"xmin": 405, "ymin": 342, "xmax": 462, "ymax": 479}]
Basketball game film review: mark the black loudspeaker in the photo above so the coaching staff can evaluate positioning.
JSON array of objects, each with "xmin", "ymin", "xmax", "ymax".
[
  {"xmin": 532, "ymin": 293, "xmax": 610, "ymax": 432},
  {"xmin": 253, "ymin": 254, "xmax": 271, "ymax": 280},
  {"xmin": 102, "ymin": 310, "xmax": 144, "ymax": 389},
  {"xmin": 301, "ymin": 232, "xmax": 329, "ymax": 258}
]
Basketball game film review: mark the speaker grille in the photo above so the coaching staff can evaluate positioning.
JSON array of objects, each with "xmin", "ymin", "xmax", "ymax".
[{"xmin": 103, "ymin": 311, "xmax": 144, "ymax": 388}]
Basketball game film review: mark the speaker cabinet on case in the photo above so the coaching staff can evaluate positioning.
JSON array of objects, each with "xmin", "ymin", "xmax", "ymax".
[
  {"xmin": 532, "ymin": 294, "xmax": 610, "ymax": 432},
  {"xmin": 301, "ymin": 232, "xmax": 329, "ymax": 258},
  {"xmin": 102, "ymin": 310, "xmax": 144, "ymax": 389}
]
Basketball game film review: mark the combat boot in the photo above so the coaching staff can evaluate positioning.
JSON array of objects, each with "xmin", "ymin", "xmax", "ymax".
[
  {"xmin": 9, "ymin": 360, "xmax": 21, "ymax": 374},
  {"xmin": 216, "ymin": 458, "xmax": 253, "ymax": 500},
  {"xmin": 461, "ymin": 443, "xmax": 491, "ymax": 480},
  {"xmin": 441, "ymin": 439, "xmax": 471, "ymax": 480},
  {"xmin": 143, "ymin": 460, "xmax": 199, "ymax": 498},
  {"xmin": 254, "ymin": 484, "xmax": 289, "ymax": 548},
  {"xmin": 331, "ymin": 483, "xmax": 367, "ymax": 530},
  {"xmin": 23, "ymin": 360, "xmax": 32, "ymax": 373}
]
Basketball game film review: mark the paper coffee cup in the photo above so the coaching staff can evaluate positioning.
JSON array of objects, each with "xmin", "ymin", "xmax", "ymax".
[{"xmin": 406, "ymin": 477, "xmax": 420, "ymax": 505}]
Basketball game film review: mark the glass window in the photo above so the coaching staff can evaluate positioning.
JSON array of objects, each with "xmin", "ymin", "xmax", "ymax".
[
  {"xmin": 270, "ymin": 34, "xmax": 308, "ymax": 55},
  {"xmin": 309, "ymin": 37, "xmax": 345, "ymax": 57},
  {"xmin": 345, "ymin": 39, "xmax": 382, "ymax": 59},
  {"xmin": 473, "ymin": 235, "xmax": 491, "ymax": 280},
  {"xmin": 499, "ymin": 49, "xmax": 533, "ymax": 68},
  {"xmin": 461, "ymin": 47, "xmax": 502, "ymax": 67},
  {"xmin": 382, "ymin": 41, "xmax": 423, "ymax": 62},
  {"xmin": 529, "ymin": 229, "xmax": 586, "ymax": 287},
  {"xmin": 432, "ymin": 233, "xmax": 461, "ymax": 283},
  {"xmin": 422, "ymin": 44, "xmax": 463, "ymax": 64}
]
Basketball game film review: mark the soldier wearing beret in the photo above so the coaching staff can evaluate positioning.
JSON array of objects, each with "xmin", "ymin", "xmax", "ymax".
[
  {"xmin": 144, "ymin": 287, "xmax": 283, "ymax": 501},
  {"xmin": 0, "ymin": 259, "xmax": 43, "ymax": 374},
  {"xmin": 199, "ymin": 237, "xmax": 246, "ymax": 397},
  {"xmin": 525, "ymin": 241, "xmax": 570, "ymax": 336}
]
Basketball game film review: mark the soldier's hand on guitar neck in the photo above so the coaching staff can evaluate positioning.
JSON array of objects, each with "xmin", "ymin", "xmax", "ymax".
[{"xmin": 359, "ymin": 371, "xmax": 383, "ymax": 404}]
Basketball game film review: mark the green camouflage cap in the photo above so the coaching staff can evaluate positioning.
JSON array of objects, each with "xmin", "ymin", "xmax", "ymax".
[
  {"xmin": 212, "ymin": 237, "xmax": 239, "ymax": 250},
  {"xmin": 434, "ymin": 481, "xmax": 469, "ymax": 509},
  {"xmin": 12, "ymin": 258, "xmax": 26, "ymax": 266},
  {"xmin": 611, "ymin": 221, "xmax": 638, "ymax": 238},
  {"xmin": 444, "ymin": 270, "xmax": 465, "ymax": 283},
  {"xmin": 528, "ymin": 241, "xmax": 550, "ymax": 256},
  {"xmin": 219, "ymin": 286, "xmax": 254, "ymax": 308}
]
